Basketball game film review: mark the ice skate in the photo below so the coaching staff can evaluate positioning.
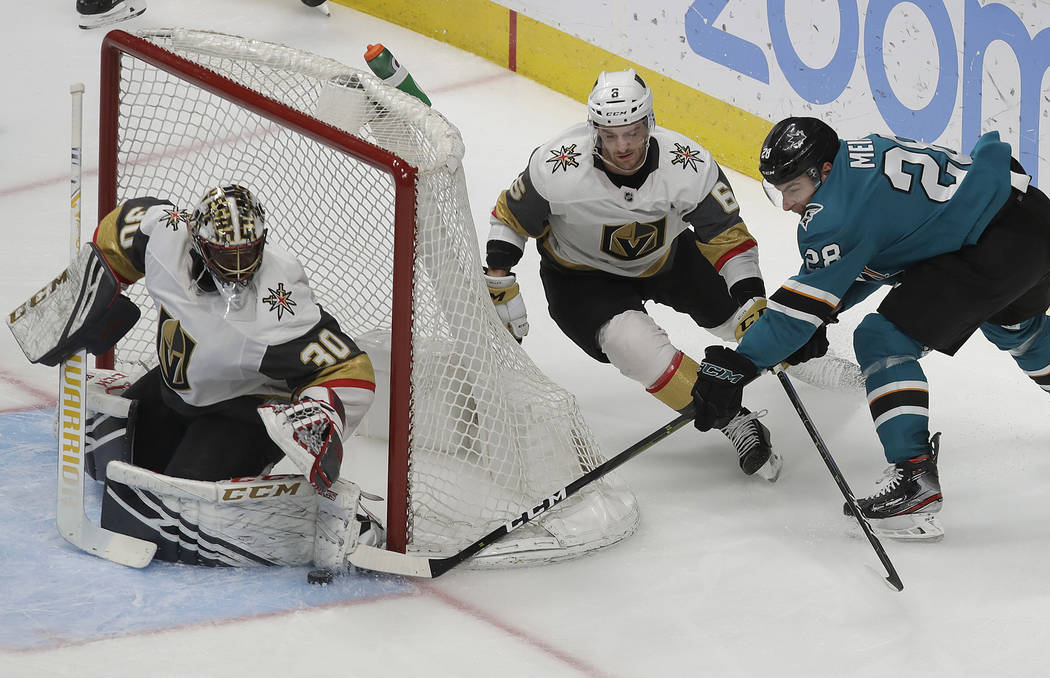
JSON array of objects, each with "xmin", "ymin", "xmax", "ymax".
[
  {"xmin": 300, "ymin": 0, "xmax": 331, "ymax": 16},
  {"xmin": 846, "ymin": 433, "xmax": 943, "ymax": 541},
  {"xmin": 721, "ymin": 407, "xmax": 781, "ymax": 482},
  {"xmin": 77, "ymin": 1, "xmax": 146, "ymax": 29}
]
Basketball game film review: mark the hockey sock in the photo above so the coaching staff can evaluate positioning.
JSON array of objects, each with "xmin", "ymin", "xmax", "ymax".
[
  {"xmin": 854, "ymin": 313, "xmax": 931, "ymax": 462},
  {"xmin": 980, "ymin": 315, "xmax": 1050, "ymax": 394}
]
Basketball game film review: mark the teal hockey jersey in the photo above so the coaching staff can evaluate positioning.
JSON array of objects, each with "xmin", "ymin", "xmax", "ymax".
[{"xmin": 738, "ymin": 131, "xmax": 1015, "ymax": 369}]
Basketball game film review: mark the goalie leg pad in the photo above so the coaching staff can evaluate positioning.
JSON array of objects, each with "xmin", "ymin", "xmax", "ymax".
[
  {"xmin": 6, "ymin": 243, "xmax": 140, "ymax": 366},
  {"xmin": 314, "ymin": 479, "xmax": 362, "ymax": 570},
  {"xmin": 101, "ymin": 461, "xmax": 320, "ymax": 566},
  {"xmin": 81, "ymin": 369, "xmax": 139, "ymax": 480},
  {"xmin": 85, "ymin": 398, "xmax": 136, "ymax": 481}
]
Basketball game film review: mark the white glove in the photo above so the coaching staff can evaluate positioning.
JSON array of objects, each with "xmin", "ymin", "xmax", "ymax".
[
  {"xmin": 258, "ymin": 397, "xmax": 345, "ymax": 492},
  {"xmin": 484, "ymin": 271, "xmax": 529, "ymax": 342}
]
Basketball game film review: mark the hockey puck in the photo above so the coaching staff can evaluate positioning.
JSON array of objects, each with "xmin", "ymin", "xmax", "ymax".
[{"xmin": 308, "ymin": 568, "xmax": 334, "ymax": 585}]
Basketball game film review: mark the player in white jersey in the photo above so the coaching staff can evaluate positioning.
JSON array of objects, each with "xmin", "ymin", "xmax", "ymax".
[
  {"xmin": 7, "ymin": 184, "xmax": 380, "ymax": 568},
  {"xmin": 484, "ymin": 69, "xmax": 785, "ymax": 479},
  {"xmin": 90, "ymin": 184, "xmax": 375, "ymax": 483}
]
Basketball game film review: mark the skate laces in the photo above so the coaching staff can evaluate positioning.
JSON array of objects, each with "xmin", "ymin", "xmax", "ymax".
[
  {"xmin": 721, "ymin": 408, "xmax": 768, "ymax": 452},
  {"xmin": 870, "ymin": 464, "xmax": 905, "ymax": 498}
]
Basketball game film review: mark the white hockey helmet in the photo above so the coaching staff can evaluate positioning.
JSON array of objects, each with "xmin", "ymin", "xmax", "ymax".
[
  {"xmin": 587, "ymin": 69, "xmax": 655, "ymax": 129},
  {"xmin": 189, "ymin": 184, "xmax": 267, "ymax": 285}
]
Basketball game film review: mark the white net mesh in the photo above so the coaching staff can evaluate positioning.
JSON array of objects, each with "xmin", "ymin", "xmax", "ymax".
[{"xmin": 104, "ymin": 29, "xmax": 638, "ymax": 565}]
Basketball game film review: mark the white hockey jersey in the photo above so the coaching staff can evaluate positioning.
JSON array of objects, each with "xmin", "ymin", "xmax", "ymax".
[
  {"xmin": 93, "ymin": 198, "xmax": 375, "ymax": 412},
  {"xmin": 489, "ymin": 122, "xmax": 762, "ymax": 295}
]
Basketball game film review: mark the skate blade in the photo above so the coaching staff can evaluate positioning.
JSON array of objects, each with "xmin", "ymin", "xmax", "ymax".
[
  {"xmin": 849, "ymin": 512, "xmax": 943, "ymax": 541},
  {"xmin": 755, "ymin": 448, "xmax": 783, "ymax": 483}
]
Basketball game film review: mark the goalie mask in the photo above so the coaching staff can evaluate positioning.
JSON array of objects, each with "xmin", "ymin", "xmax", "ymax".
[
  {"xmin": 189, "ymin": 184, "xmax": 267, "ymax": 286},
  {"xmin": 188, "ymin": 184, "xmax": 267, "ymax": 313}
]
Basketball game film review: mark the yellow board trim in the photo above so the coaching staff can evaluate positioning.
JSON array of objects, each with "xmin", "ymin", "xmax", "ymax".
[{"xmin": 331, "ymin": 0, "xmax": 769, "ymax": 179}]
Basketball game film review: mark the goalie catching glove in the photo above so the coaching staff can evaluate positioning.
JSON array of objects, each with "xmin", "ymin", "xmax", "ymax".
[
  {"xmin": 484, "ymin": 269, "xmax": 529, "ymax": 341},
  {"xmin": 259, "ymin": 389, "xmax": 347, "ymax": 492}
]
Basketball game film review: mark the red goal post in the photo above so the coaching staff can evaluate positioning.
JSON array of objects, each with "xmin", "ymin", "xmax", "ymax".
[{"xmin": 95, "ymin": 28, "xmax": 638, "ymax": 566}]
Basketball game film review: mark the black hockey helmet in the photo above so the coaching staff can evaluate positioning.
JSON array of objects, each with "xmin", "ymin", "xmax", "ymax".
[{"xmin": 759, "ymin": 117, "xmax": 839, "ymax": 185}]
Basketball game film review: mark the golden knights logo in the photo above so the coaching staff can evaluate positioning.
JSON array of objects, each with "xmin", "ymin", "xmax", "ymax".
[
  {"xmin": 157, "ymin": 307, "xmax": 196, "ymax": 391},
  {"xmin": 162, "ymin": 208, "xmax": 190, "ymax": 231},
  {"xmin": 263, "ymin": 282, "xmax": 296, "ymax": 320},
  {"xmin": 545, "ymin": 144, "xmax": 581, "ymax": 173},
  {"xmin": 600, "ymin": 218, "xmax": 667, "ymax": 261},
  {"xmin": 670, "ymin": 143, "xmax": 704, "ymax": 172}
]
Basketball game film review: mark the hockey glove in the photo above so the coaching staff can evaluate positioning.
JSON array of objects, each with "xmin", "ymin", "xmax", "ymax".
[
  {"xmin": 484, "ymin": 270, "xmax": 529, "ymax": 342},
  {"xmin": 784, "ymin": 324, "xmax": 830, "ymax": 365},
  {"xmin": 691, "ymin": 345, "xmax": 760, "ymax": 431},
  {"xmin": 258, "ymin": 398, "xmax": 346, "ymax": 492},
  {"xmin": 733, "ymin": 297, "xmax": 767, "ymax": 341}
]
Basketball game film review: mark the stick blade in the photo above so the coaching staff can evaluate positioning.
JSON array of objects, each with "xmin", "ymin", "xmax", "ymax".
[
  {"xmin": 60, "ymin": 516, "xmax": 157, "ymax": 568},
  {"xmin": 885, "ymin": 572, "xmax": 904, "ymax": 592},
  {"xmin": 347, "ymin": 544, "xmax": 435, "ymax": 578}
]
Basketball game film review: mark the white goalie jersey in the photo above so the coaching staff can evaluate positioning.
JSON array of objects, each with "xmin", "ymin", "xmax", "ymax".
[
  {"xmin": 489, "ymin": 122, "xmax": 762, "ymax": 296},
  {"xmin": 93, "ymin": 197, "xmax": 375, "ymax": 412}
]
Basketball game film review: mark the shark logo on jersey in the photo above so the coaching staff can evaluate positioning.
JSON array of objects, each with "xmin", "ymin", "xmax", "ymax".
[
  {"xmin": 601, "ymin": 218, "xmax": 667, "ymax": 261},
  {"xmin": 263, "ymin": 282, "xmax": 297, "ymax": 320},
  {"xmin": 799, "ymin": 204, "xmax": 823, "ymax": 232},
  {"xmin": 157, "ymin": 307, "xmax": 196, "ymax": 391},
  {"xmin": 545, "ymin": 144, "xmax": 581, "ymax": 173},
  {"xmin": 162, "ymin": 208, "xmax": 190, "ymax": 231},
  {"xmin": 670, "ymin": 143, "xmax": 704, "ymax": 172}
]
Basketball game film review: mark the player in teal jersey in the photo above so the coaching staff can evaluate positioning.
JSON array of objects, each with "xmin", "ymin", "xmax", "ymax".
[{"xmin": 690, "ymin": 116, "xmax": 1050, "ymax": 539}]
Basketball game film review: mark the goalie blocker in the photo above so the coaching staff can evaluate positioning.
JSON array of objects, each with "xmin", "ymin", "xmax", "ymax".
[{"xmin": 6, "ymin": 242, "xmax": 139, "ymax": 366}]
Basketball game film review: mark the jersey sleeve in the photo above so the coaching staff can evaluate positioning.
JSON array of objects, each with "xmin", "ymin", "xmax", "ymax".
[
  {"xmin": 684, "ymin": 167, "xmax": 764, "ymax": 304},
  {"xmin": 736, "ymin": 232, "xmax": 876, "ymax": 369},
  {"xmin": 259, "ymin": 307, "xmax": 376, "ymax": 400},
  {"xmin": 486, "ymin": 154, "xmax": 552, "ymax": 270},
  {"xmin": 92, "ymin": 197, "xmax": 178, "ymax": 284}
]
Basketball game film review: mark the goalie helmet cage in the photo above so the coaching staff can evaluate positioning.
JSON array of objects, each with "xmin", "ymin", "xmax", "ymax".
[{"xmin": 96, "ymin": 28, "xmax": 639, "ymax": 566}]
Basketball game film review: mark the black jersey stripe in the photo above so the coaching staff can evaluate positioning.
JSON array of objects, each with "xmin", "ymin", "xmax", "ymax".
[
  {"xmin": 868, "ymin": 386, "xmax": 929, "ymax": 422},
  {"xmin": 769, "ymin": 285, "xmax": 839, "ymax": 324}
]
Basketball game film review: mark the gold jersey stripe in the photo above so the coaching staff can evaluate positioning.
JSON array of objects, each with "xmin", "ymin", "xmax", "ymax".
[
  {"xmin": 94, "ymin": 205, "xmax": 145, "ymax": 284},
  {"xmin": 294, "ymin": 353, "xmax": 376, "ymax": 398}
]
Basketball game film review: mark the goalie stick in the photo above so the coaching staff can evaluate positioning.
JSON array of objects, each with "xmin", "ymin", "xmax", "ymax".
[
  {"xmin": 774, "ymin": 369, "xmax": 903, "ymax": 592},
  {"xmin": 55, "ymin": 83, "xmax": 156, "ymax": 568},
  {"xmin": 347, "ymin": 410, "xmax": 695, "ymax": 578}
]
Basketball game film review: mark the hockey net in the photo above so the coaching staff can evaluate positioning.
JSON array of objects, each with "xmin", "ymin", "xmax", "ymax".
[{"xmin": 97, "ymin": 28, "xmax": 638, "ymax": 566}]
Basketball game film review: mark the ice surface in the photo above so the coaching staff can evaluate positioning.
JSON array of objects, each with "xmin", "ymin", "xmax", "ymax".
[{"xmin": 2, "ymin": 2, "xmax": 1049, "ymax": 677}]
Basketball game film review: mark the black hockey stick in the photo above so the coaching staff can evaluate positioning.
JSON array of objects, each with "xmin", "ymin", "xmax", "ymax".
[
  {"xmin": 775, "ymin": 369, "xmax": 903, "ymax": 592},
  {"xmin": 347, "ymin": 410, "xmax": 695, "ymax": 578}
]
